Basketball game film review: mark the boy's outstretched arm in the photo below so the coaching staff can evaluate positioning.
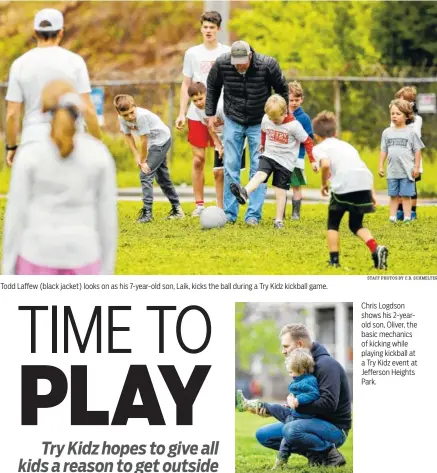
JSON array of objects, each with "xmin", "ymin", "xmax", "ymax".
[
  {"xmin": 123, "ymin": 133, "xmax": 141, "ymax": 167},
  {"xmin": 139, "ymin": 135, "xmax": 150, "ymax": 174},
  {"xmin": 207, "ymin": 128, "xmax": 223, "ymax": 157}
]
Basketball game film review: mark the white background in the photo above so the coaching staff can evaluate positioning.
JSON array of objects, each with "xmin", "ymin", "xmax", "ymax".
[{"xmin": 1, "ymin": 275, "xmax": 436, "ymax": 473}]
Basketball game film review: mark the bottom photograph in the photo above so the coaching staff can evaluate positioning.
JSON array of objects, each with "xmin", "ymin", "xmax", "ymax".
[{"xmin": 235, "ymin": 302, "xmax": 353, "ymax": 472}]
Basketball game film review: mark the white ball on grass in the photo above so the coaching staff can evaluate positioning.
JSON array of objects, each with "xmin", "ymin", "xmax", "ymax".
[{"xmin": 200, "ymin": 206, "xmax": 227, "ymax": 229}]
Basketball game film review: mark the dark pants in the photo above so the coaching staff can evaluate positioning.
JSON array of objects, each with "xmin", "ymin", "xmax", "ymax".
[{"xmin": 140, "ymin": 138, "xmax": 180, "ymax": 210}]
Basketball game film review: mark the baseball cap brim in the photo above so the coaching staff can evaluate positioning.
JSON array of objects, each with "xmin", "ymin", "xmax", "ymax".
[{"xmin": 231, "ymin": 56, "xmax": 250, "ymax": 65}]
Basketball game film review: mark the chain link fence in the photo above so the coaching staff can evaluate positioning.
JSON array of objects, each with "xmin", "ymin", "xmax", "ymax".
[{"xmin": 1, "ymin": 76, "xmax": 437, "ymax": 154}]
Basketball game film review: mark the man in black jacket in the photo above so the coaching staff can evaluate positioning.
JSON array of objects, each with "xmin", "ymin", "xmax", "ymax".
[
  {"xmin": 206, "ymin": 41, "xmax": 288, "ymax": 224},
  {"xmin": 255, "ymin": 324, "xmax": 351, "ymax": 467}
]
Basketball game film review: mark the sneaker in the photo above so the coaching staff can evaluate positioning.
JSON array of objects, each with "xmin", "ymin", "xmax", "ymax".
[
  {"xmin": 411, "ymin": 210, "xmax": 417, "ymax": 220},
  {"xmin": 166, "ymin": 205, "xmax": 185, "ymax": 220},
  {"xmin": 137, "ymin": 208, "xmax": 153, "ymax": 223},
  {"xmin": 305, "ymin": 451, "xmax": 324, "ymax": 467},
  {"xmin": 328, "ymin": 262, "xmax": 340, "ymax": 268},
  {"xmin": 372, "ymin": 245, "xmax": 388, "ymax": 270},
  {"xmin": 403, "ymin": 217, "xmax": 412, "ymax": 224},
  {"xmin": 246, "ymin": 217, "xmax": 259, "ymax": 226},
  {"xmin": 230, "ymin": 182, "xmax": 249, "ymax": 205},
  {"xmin": 236, "ymin": 390, "xmax": 263, "ymax": 413},
  {"xmin": 322, "ymin": 447, "xmax": 346, "ymax": 467},
  {"xmin": 191, "ymin": 206, "xmax": 204, "ymax": 217},
  {"xmin": 396, "ymin": 209, "xmax": 404, "ymax": 221},
  {"xmin": 291, "ymin": 199, "xmax": 302, "ymax": 220},
  {"xmin": 389, "ymin": 216, "xmax": 397, "ymax": 223},
  {"xmin": 274, "ymin": 220, "xmax": 284, "ymax": 229},
  {"xmin": 271, "ymin": 456, "xmax": 288, "ymax": 470}
]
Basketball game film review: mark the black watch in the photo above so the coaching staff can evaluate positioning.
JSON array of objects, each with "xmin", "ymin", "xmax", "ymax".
[{"xmin": 6, "ymin": 144, "xmax": 18, "ymax": 151}]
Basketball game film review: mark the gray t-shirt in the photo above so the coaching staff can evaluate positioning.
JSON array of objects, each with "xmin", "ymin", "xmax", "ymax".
[{"xmin": 381, "ymin": 127, "xmax": 424, "ymax": 180}]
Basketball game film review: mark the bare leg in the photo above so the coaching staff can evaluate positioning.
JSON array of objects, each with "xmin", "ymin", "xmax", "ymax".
[
  {"xmin": 275, "ymin": 187, "xmax": 287, "ymax": 221},
  {"xmin": 246, "ymin": 171, "xmax": 268, "ymax": 195},
  {"xmin": 402, "ymin": 196, "xmax": 412, "ymax": 219},
  {"xmin": 292, "ymin": 186, "xmax": 302, "ymax": 200},
  {"xmin": 356, "ymin": 227, "xmax": 373, "ymax": 244},
  {"xmin": 192, "ymin": 145, "xmax": 206, "ymax": 203},
  {"xmin": 389, "ymin": 197, "xmax": 399, "ymax": 218},
  {"xmin": 327, "ymin": 230, "xmax": 340, "ymax": 252},
  {"xmin": 214, "ymin": 168, "xmax": 224, "ymax": 209}
]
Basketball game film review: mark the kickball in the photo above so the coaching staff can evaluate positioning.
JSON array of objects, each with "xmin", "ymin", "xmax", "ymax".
[{"xmin": 200, "ymin": 206, "xmax": 227, "ymax": 229}]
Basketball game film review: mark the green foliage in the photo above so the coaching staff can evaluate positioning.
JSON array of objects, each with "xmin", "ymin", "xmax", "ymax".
[
  {"xmin": 236, "ymin": 303, "xmax": 283, "ymax": 372},
  {"xmin": 236, "ymin": 413, "xmax": 353, "ymax": 473},
  {"xmin": 372, "ymin": 1, "xmax": 437, "ymax": 69},
  {"xmin": 2, "ymin": 201, "xmax": 434, "ymax": 275}
]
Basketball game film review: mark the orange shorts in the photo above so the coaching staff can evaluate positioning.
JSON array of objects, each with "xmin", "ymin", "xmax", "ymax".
[{"xmin": 188, "ymin": 119, "xmax": 214, "ymax": 148}]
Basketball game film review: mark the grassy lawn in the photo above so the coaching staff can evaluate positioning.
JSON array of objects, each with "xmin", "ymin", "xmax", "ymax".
[
  {"xmin": 1, "ymin": 199, "xmax": 436, "ymax": 274},
  {"xmin": 235, "ymin": 413, "xmax": 353, "ymax": 473}
]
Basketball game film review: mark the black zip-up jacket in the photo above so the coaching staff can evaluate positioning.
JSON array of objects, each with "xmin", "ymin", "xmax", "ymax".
[
  {"xmin": 295, "ymin": 342, "xmax": 352, "ymax": 431},
  {"xmin": 206, "ymin": 48, "xmax": 288, "ymax": 126}
]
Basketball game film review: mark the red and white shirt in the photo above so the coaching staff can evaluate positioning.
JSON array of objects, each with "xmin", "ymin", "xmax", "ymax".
[{"xmin": 261, "ymin": 114, "xmax": 314, "ymax": 171}]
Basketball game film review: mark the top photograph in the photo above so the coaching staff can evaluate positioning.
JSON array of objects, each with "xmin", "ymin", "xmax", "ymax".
[{"xmin": 0, "ymin": 1, "xmax": 436, "ymax": 276}]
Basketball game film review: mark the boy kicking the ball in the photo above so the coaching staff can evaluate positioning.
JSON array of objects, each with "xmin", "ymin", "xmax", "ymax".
[
  {"xmin": 114, "ymin": 94, "xmax": 184, "ymax": 223},
  {"xmin": 312, "ymin": 111, "xmax": 388, "ymax": 269},
  {"xmin": 230, "ymin": 95, "xmax": 316, "ymax": 229}
]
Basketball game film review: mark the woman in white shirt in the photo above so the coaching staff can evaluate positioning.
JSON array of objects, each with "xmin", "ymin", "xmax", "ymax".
[{"xmin": 2, "ymin": 80, "xmax": 118, "ymax": 275}]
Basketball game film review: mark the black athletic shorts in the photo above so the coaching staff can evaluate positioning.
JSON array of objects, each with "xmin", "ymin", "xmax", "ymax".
[
  {"xmin": 329, "ymin": 190, "xmax": 375, "ymax": 214},
  {"xmin": 214, "ymin": 147, "xmax": 246, "ymax": 170},
  {"xmin": 257, "ymin": 156, "xmax": 292, "ymax": 190}
]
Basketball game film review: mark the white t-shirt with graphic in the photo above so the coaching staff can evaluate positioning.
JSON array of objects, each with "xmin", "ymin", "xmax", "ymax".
[
  {"xmin": 182, "ymin": 43, "xmax": 230, "ymax": 120},
  {"xmin": 261, "ymin": 115, "xmax": 309, "ymax": 171},
  {"xmin": 313, "ymin": 137, "xmax": 374, "ymax": 194},
  {"xmin": 119, "ymin": 107, "xmax": 170, "ymax": 149},
  {"xmin": 6, "ymin": 46, "xmax": 91, "ymax": 139}
]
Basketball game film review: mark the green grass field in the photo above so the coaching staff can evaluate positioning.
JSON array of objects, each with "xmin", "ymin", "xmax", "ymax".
[
  {"xmin": 235, "ymin": 413, "xmax": 353, "ymax": 473},
  {"xmin": 1, "ymin": 199, "xmax": 436, "ymax": 274}
]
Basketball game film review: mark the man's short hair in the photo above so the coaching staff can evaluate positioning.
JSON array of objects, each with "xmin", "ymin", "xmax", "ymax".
[
  {"xmin": 188, "ymin": 82, "xmax": 207, "ymax": 97},
  {"xmin": 312, "ymin": 111, "xmax": 337, "ymax": 138},
  {"xmin": 280, "ymin": 324, "xmax": 312, "ymax": 343},
  {"xmin": 200, "ymin": 11, "xmax": 222, "ymax": 27},
  {"xmin": 113, "ymin": 94, "xmax": 136, "ymax": 112}
]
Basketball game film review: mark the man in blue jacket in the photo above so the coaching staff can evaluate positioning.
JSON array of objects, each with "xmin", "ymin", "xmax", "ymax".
[{"xmin": 255, "ymin": 324, "xmax": 351, "ymax": 467}]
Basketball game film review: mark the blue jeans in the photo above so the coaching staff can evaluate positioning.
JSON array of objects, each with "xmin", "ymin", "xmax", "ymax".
[
  {"xmin": 256, "ymin": 419, "xmax": 346, "ymax": 454},
  {"xmin": 223, "ymin": 117, "xmax": 267, "ymax": 222}
]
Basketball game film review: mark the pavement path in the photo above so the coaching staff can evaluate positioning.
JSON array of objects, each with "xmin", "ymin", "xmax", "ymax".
[{"xmin": 1, "ymin": 186, "xmax": 437, "ymax": 205}]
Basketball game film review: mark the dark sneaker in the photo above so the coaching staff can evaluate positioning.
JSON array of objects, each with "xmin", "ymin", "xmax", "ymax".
[
  {"xmin": 372, "ymin": 245, "xmax": 388, "ymax": 269},
  {"xmin": 411, "ymin": 210, "xmax": 417, "ymax": 220},
  {"xmin": 230, "ymin": 182, "xmax": 249, "ymax": 205},
  {"xmin": 137, "ymin": 208, "xmax": 153, "ymax": 223},
  {"xmin": 328, "ymin": 262, "xmax": 340, "ymax": 268},
  {"xmin": 305, "ymin": 451, "xmax": 324, "ymax": 466},
  {"xmin": 323, "ymin": 447, "xmax": 346, "ymax": 467},
  {"xmin": 396, "ymin": 209, "xmax": 404, "ymax": 221},
  {"xmin": 166, "ymin": 205, "xmax": 185, "ymax": 220},
  {"xmin": 274, "ymin": 220, "xmax": 284, "ymax": 229}
]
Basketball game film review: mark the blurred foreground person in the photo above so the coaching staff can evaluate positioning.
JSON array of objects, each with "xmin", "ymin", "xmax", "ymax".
[{"xmin": 2, "ymin": 80, "xmax": 117, "ymax": 275}]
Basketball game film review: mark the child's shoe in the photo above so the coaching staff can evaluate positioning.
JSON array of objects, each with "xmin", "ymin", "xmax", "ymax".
[
  {"xmin": 372, "ymin": 245, "xmax": 388, "ymax": 269},
  {"xmin": 236, "ymin": 390, "xmax": 263, "ymax": 413},
  {"xmin": 328, "ymin": 262, "xmax": 340, "ymax": 268},
  {"xmin": 274, "ymin": 220, "xmax": 284, "ymax": 229},
  {"xmin": 191, "ymin": 205, "xmax": 204, "ymax": 217},
  {"xmin": 271, "ymin": 456, "xmax": 288, "ymax": 470},
  {"xmin": 411, "ymin": 211, "xmax": 417, "ymax": 220},
  {"xmin": 137, "ymin": 207, "xmax": 153, "ymax": 223},
  {"xmin": 389, "ymin": 216, "xmax": 397, "ymax": 223},
  {"xmin": 396, "ymin": 209, "xmax": 404, "ymax": 221},
  {"xmin": 166, "ymin": 205, "xmax": 185, "ymax": 220},
  {"xmin": 230, "ymin": 183, "xmax": 249, "ymax": 205}
]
